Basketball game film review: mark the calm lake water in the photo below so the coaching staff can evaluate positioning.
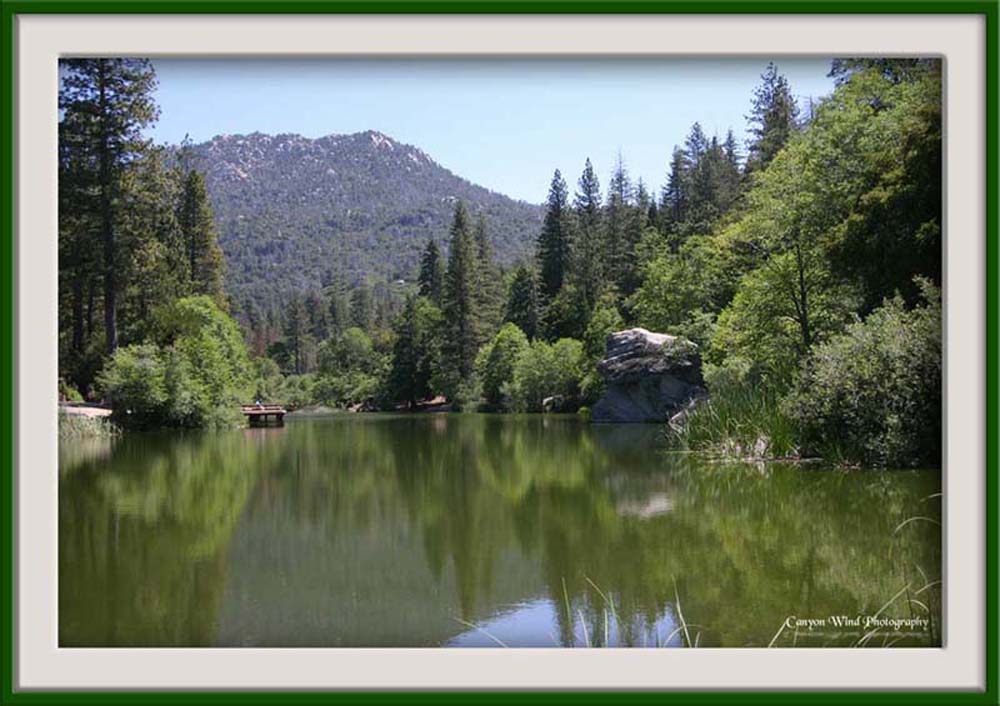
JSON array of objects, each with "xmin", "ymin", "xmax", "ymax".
[{"xmin": 59, "ymin": 414, "xmax": 941, "ymax": 648}]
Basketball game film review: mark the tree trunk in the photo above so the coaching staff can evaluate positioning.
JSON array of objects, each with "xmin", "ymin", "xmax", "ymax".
[
  {"xmin": 795, "ymin": 241, "xmax": 812, "ymax": 351},
  {"xmin": 98, "ymin": 60, "xmax": 118, "ymax": 354}
]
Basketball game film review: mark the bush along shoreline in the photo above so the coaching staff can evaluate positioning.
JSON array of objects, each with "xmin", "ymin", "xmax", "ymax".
[{"xmin": 674, "ymin": 280, "xmax": 941, "ymax": 469}]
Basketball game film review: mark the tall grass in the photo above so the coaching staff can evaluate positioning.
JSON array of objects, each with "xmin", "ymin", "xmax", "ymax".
[
  {"xmin": 58, "ymin": 413, "xmax": 119, "ymax": 440},
  {"xmin": 673, "ymin": 383, "xmax": 798, "ymax": 459}
]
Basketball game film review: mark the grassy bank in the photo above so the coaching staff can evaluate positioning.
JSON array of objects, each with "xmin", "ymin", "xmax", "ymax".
[
  {"xmin": 59, "ymin": 413, "xmax": 120, "ymax": 440},
  {"xmin": 672, "ymin": 384, "xmax": 798, "ymax": 461}
]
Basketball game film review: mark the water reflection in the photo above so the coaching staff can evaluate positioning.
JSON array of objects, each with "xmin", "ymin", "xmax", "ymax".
[{"xmin": 60, "ymin": 414, "xmax": 941, "ymax": 647}]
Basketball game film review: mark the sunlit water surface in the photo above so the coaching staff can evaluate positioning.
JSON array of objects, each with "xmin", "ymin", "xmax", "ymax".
[{"xmin": 59, "ymin": 413, "xmax": 941, "ymax": 647}]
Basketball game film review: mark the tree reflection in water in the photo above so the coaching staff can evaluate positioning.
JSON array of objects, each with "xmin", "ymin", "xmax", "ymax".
[{"xmin": 60, "ymin": 414, "xmax": 941, "ymax": 647}]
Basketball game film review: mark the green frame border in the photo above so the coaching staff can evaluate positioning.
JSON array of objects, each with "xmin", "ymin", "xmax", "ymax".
[{"xmin": 0, "ymin": 1, "xmax": 995, "ymax": 703}]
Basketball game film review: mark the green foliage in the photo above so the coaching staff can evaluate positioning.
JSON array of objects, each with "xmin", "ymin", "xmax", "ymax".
[
  {"xmin": 60, "ymin": 59, "xmax": 161, "ymax": 355},
  {"xmin": 58, "ymin": 413, "xmax": 119, "ymax": 440},
  {"xmin": 441, "ymin": 203, "xmax": 483, "ymax": 398},
  {"xmin": 673, "ymin": 382, "xmax": 797, "ymax": 460},
  {"xmin": 509, "ymin": 338, "xmax": 585, "ymax": 413},
  {"xmin": 97, "ymin": 343, "xmax": 168, "ymax": 428},
  {"xmin": 537, "ymin": 170, "xmax": 571, "ymax": 304},
  {"xmin": 309, "ymin": 327, "xmax": 388, "ymax": 409},
  {"xmin": 476, "ymin": 323, "xmax": 530, "ymax": 411},
  {"xmin": 99, "ymin": 296, "xmax": 251, "ymax": 428},
  {"xmin": 319, "ymin": 327, "xmax": 377, "ymax": 376},
  {"xmin": 504, "ymin": 265, "xmax": 540, "ymax": 340},
  {"xmin": 417, "ymin": 239, "xmax": 444, "ymax": 304},
  {"xmin": 579, "ymin": 294, "xmax": 624, "ymax": 403},
  {"xmin": 745, "ymin": 62, "xmax": 800, "ymax": 173},
  {"xmin": 542, "ymin": 283, "xmax": 590, "ymax": 342},
  {"xmin": 630, "ymin": 246, "xmax": 718, "ymax": 348},
  {"xmin": 177, "ymin": 169, "xmax": 226, "ymax": 309},
  {"xmin": 570, "ymin": 159, "xmax": 605, "ymax": 308},
  {"xmin": 474, "ymin": 213, "xmax": 505, "ymax": 337},
  {"xmin": 314, "ymin": 371, "xmax": 381, "ymax": 410},
  {"xmin": 786, "ymin": 280, "xmax": 941, "ymax": 467},
  {"xmin": 278, "ymin": 374, "xmax": 317, "ymax": 409},
  {"xmin": 251, "ymin": 357, "xmax": 283, "ymax": 403},
  {"xmin": 710, "ymin": 249, "xmax": 855, "ymax": 386},
  {"xmin": 387, "ymin": 296, "xmax": 444, "ymax": 406},
  {"xmin": 59, "ymin": 378, "xmax": 84, "ymax": 402}
]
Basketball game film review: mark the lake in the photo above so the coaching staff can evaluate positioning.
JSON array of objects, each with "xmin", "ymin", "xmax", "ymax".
[{"xmin": 59, "ymin": 413, "xmax": 941, "ymax": 648}]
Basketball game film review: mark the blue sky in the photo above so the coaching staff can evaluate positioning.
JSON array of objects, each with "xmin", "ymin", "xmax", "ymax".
[{"xmin": 148, "ymin": 58, "xmax": 837, "ymax": 203}]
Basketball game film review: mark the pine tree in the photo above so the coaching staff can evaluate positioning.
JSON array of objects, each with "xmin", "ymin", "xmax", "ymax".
[
  {"xmin": 177, "ymin": 169, "xmax": 226, "ymax": 308},
  {"xmin": 536, "ymin": 170, "xmax": 571, "ymax": 305},
  {"xmin": 304, "ymin": 290, "xmax": 329, "ymax": 341},
  {"xmin": 474, "ymin": 213, "xmax": 504, "ymax": 336},
  {"xmin": 442, "ymin": 202, "xmax": 481, "ymax": 390},
  {"xmin": 622, "ymin": 179, "xmax": 652, "ymax": 295},
  {"xmin": 350, "ymin": 284, "xmax": 374, "ymax": 331},
  {"xmin": 387, "ymin": 295, "xmax": 441, "ymax": 407},
  {"xmin": 284, "ymin": 294, "xmax": 310, "ymax": 374},
  {"xmin": 571, "ymin": 158, "xmax": 604, "ymax": 309},
  {"xmin": 746, "ymin": 62, "xmax": 800, "ymax": 173},
  {"xmin": 324, "ymin": 276, "xmax": 350, "ymax": 336},
  {"xmin": 417, "ymin": 238, "xmax": 444, "ymax": 304},
  {"xmin": 59, "ymin": 59, "xmax": 160, "ymax": 354},
  {"xmin": 660, "ymin": 147, "xmax": 688, "ymax": 240},
  {"xmin": 504, "ymin": 265, "xmax": 539, "ymax": 340},
  {"xmin": 605, "ymin": 153, "xmax": 633, "ymax": 290}
]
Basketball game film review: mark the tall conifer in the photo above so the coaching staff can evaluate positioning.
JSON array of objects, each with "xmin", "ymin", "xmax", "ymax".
[{"xmin": 536, "ymin": 170, "xmax": 571, "ymax": 305}]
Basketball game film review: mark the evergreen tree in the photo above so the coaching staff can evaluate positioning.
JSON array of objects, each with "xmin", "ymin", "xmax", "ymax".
[
  {"xmin": 536, "ymin": 170, "xmax": 571, "ymax": 305},
  {"xmin": 350, "ymin": 284, "xmax": 374, "ymax": 331},
  {"xmin": 304, "ymin": 290, "xmax": 329, "ymax": 341},
  {"xmin": 746, "ymin": 62, "xmax": 800, "ymax": 173},
  {"xmin": 571, "ymin": 158, "xmax": 604, "ymax": 310},
  {"xmin": 323, "ymin": 275, "xmax": 350, "ymax": 337},
  {"xmin": 605, "ymin": 153, "xmax": 633, "ymax": 290},
  {"xmin": 504, "ymin": 265, "xmax": 539, "ymax": 340},
  {"xmin": 284, "ymin": 295, "xmax": 310, "ymax": 374},
  {"xmin": 622, "ymin": 179, "xmax": 652, "ymax": 295},
  {"xmin": 177, "ymin": 169, "xmax": 226, "ymax": 308},
  {"xmin": 118, "ymin": 150, "xmax": 187, "ymax": 344},
  {"xmin": 387, "ymin": 295, "xmax": 442, "ymax": 407},
  {"xmin": 660, "ymin": 147, "xmax": 688, "ymax": 240},
  {"xmin": 474, "ymin": 213, "xmax": 504, "ymax": 336},
  {"xmin": 59, "ymin": 59, "xmax": 160, "ymax": 354},
  {"xmin": 442, "ymin": 202, "xmax": 481, "ymax": 391},
  {"xmin": 417, "ymin": 238, "xmax": 444, "ymax": 304}
]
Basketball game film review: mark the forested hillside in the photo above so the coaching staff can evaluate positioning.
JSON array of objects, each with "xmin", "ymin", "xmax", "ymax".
[{"xmin": 181, "ymin": 131, "xmax": 542, "ymax": 310}]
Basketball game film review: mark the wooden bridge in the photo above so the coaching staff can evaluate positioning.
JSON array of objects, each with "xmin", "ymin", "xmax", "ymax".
[{"xmin": 241, "ymin": 404, "xmax": 287, "ymax": 426}]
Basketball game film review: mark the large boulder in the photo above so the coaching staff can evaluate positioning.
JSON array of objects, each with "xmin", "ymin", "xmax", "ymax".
[{"xmin": 591, "ymin": 328, "xmax": 705, "ymax": 423}]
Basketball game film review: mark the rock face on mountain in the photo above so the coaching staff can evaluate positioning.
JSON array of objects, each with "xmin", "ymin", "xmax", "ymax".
[{"xmin": 591, "ymin": 328, "xmax": 706, "ymax": 424}]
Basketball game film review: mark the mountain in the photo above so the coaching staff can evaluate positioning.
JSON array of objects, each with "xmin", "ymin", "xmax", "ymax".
[{"xmin": 184, "ymin": 130, "xmax": 544, "ymax": 313}]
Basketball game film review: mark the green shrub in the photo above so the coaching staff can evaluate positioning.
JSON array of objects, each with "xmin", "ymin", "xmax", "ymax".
[
  {"xmin": 252, "ymin": 357, "xmax": 284, "ymax": 403},
  {"xmin": 319, "ymin": 327, "xmax": 378, "ymax": 375},
  {"xmin": 476, "ymin": 323, "xmax": 529, "ymax": 410},
  {"xmin": 278, "ymin": 374, "xmax": 317, "ymax": 409},
  {"xmin": 59, "ymin": 378, "xmax": 84, "ymax": 403},
  {"xmin": 99, "ymin": 296, "xmax": 252, "ymax": 429},
  {"xmin": 314, "ymin": 371, "xmax": 380, "ymax": 409},
  {"xmin": 508, "ymin": 338, "xmax": 585, "ymax": 412},
  {"xmin": 98, "ymin": 343, "xmax": 168, "ymax": 428},
  {"xmin": 785, "ymin": 279, "xmax": 941, "ymax": 467}
]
